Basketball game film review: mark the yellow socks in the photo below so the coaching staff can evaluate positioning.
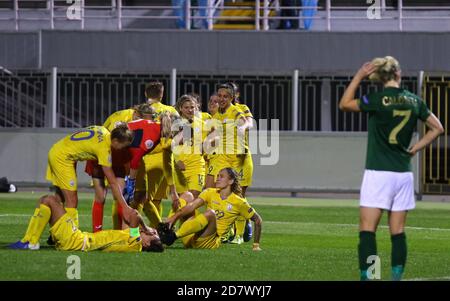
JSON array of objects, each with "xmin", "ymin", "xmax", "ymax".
[
  {"xmin": 21, "ymin": 208, "xmax": 40, "ymax": 243},
  {"xmin": 22, "ymin": 205, "xmax": 51, "ymax": 245},
  {"xmin": 175, "ymin": 214, "xmax": 208, "ymax": 238},
  {"xmin": 143, "ymin": 201, "xmax": 162, "ymax": 229},
  {"xmin": 235, "ymin": 216, "xmax": 247, "ymax": 237},
  {"xmin": 153, "ymin": 201, "xmax": 163, "ymax": 218}
]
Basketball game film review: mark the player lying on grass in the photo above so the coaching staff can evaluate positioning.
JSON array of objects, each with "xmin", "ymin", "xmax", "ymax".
[
  {"xmin": 10, "ymin": 194, "xmax": 163, "ymax": 252},
  {"xmin": 9, "ymin": 125, "xmax": 133, "ymax": 250},
  {"xmin": 339, "ymin": 56, "xmax": 444, "ymax": 280},
  {"xmin": 157, "ymin": 168, "xmax": 263, "ymax": 251}
]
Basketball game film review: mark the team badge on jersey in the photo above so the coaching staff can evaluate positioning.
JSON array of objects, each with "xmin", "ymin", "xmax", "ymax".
[
  {"xmin": 226, "ymin": 204, "xmax": 233, "ymax": 211},
  {"xmin": 362, "ymin": 95, "xmax": 370, "ymax": 104},
  {"xmin": 145, "ymin": 139, "xmax": 154, "ymax": 150}
]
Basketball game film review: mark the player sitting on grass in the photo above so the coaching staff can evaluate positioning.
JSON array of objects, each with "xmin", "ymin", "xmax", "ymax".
[
  {"xmin": 157, "ymin": 168, "xmax": 263, "ymax": 251},
  {"xmin": 9, "ymin": 194, "xmax": 163, "ymax": 252}
]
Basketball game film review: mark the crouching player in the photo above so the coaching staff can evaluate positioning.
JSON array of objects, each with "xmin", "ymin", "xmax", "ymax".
[
  {"xmin": 9, "ymin": 125, "xmax": 133, "ymax": 250},
  {"xmin": 158, "ymin": 168, "xmax": 262, "ymax": 251},
  {"xmin": 11, "ymin": 194, "xmax": 163, "ymax": 252}
]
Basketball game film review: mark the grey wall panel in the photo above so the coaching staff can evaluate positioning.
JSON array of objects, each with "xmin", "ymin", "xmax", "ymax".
[
  {"xmin": 2, "ymin": 31, "xmax": 450, "ymax": 72},
  {"xmin": 37, "ymin": 31, "xmax": 450, "ymax": 73},
  {"xmin": 0, "ymin": 32, "xmax": 39, "ymax": 69},
  {"xmin": 0, "ymin": 129, "xmax": 419, "ymax": 193}
]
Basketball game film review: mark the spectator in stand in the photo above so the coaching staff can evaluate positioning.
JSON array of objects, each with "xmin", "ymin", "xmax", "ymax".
[{"xmin": 277, "ymin": 0, "xmax": 318, "ymax": 30}]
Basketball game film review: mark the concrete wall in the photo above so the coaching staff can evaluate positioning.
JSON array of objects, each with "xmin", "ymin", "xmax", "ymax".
[
  {"xmin": 0, "ymin": 129, "xmax": 419, "ymax": 193},
  {"xmin": 1, "ymin": 31, "xmax": 450, "ymax": 73}
]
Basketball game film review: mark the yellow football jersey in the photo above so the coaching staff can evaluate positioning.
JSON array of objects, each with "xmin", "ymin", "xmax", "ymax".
[
  {"xmin": 212, "ymin": 104, "xmax": 246, "ymax": 154},
  {"xmin": 149, "ymin": 101, "xmax": 178, "ymax": 121},
  {"xmin": 103, "ymin": 109, "xmax": 135, "ymax": 131},
  {"xmin": 146, "ymin": 102, "xmax": 178, "ymax": 155},
  {"xmin": 50, "ymin": 126, "xmax": 112, "ymax": 167},
  {"xmin": 173, "ymin": 116, "xmax": 207, "ymax": 171},
  {"xmin": 201, "ymin": 111, "xmax": 212, "ymax": 121},
  {"xmin": 50, "ymin": 213, "xmax": 142, "ymax": 252},
  {"xmin": 235, "ymin": 103, "xmax": 253, "ymax": 150},
  {"xmin": 84, "ymin": 229, "xmax": 142, "ymax": 252},
  {"xmin": 235, "ymin": 103, "xmax": 253, "ymax": 118},
  {"xmin": 199, "ymin": 188, "xmax": 255, "ymax": 239}
]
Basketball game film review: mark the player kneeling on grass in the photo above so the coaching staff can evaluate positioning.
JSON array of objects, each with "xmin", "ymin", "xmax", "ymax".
[
  {"xmin": 10, "ymin": 194, "xmax": 163, "ymax": 253},
  {"xmin": 157, "ymin": 168, "xmax": 262, "ymax": 251}
]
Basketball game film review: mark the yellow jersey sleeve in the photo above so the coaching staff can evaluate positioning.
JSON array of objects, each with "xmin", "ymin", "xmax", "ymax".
[
  {"xmin": 103, "ymin": 109, "xmax": 134, "ymax": 132},
  {"xmin": 201, "ymin": 112, "xmax": 212, "ymax": 120},
  {"xmin": 94, "ymin": 129, "xmax": 112, "ymax": 167},
  {"xmin": 239, "ymin": 199, "xmax": 256, "ymax": 220},
  {"xmin": 150, "ymin": 102, "xmax": 179, "ymax": 121},
  {"xmin": 237, "ymin": 104, "xmax": 253, "ymax": 118},
  {"xmin": 199, "ymin": 188, "xmax": 215, "ymax": 207}
]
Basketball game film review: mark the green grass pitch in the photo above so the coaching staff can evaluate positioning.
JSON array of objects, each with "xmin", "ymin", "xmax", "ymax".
[{"xmin": 1, "ymin": 192, "xmax": 450, "ymax": 281}]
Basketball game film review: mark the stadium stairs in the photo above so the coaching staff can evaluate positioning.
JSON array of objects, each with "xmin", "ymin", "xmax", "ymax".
[{"xmin": 213, "ymin": 1, "xmax": 277, "ymax": 30}]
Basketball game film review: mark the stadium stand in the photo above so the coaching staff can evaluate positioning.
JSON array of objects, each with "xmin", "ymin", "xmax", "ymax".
[{"xmin": 0, "ymin": 0, "xmax": 449, "ymax": 31}]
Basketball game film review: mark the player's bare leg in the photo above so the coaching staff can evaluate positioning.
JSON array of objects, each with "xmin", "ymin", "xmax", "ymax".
[{"xmin": 205, "ymin": 174, "xmax": 215, "ymax": 188}]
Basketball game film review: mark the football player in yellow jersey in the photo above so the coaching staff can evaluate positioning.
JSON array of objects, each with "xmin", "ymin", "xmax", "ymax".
[
  {"xmin": 158, "ymin": 168, "xmax": 262, "ymax": 250},
  {"xmin": 228, "ymin": 82, "xmax": 254, "ymax": 196},
  {"xmin": 9, "ymin": 125, "xmax": 133, "ymax": 250},
  {"xmin": 204, "ymin": 94, "xmax": 220, "ymax": 178},
  {"xmin": 131, "ymin": 82, "xmax": 180, "ymax": 228},
  {"xmin": 172, "ymin": 95, "xmax": 209, "ymax": 199},
  {"xmin": 10, "ymin": 193, "xmax": 164, "ymax": 253},
  {"xmin": 204, "ymin": 84, "xmax": 253, "ymax": 189},
  {"xmin": 227, "ymin": 82, "xmax": 255, "ymax": 244},
  {"xmin": 88, "ymin": 103, "xmax": 155, "ymax": 233}
]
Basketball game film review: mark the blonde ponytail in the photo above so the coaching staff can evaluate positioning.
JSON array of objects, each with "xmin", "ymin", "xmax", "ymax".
[
  {"xmin": 159, "ymin": 112, "xmax": 172, "ymax": 138},
  {"xmin": 368, "ymin": 56, "xmax": 400, "ymax": 83}
]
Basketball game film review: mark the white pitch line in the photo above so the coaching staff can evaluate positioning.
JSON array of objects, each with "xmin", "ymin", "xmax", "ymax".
[
  {"xmin": 404, "ymin": 276, "xmax": 450, "ymax": 281},
  {"xmin": 265, "ymin": 221, "xmax": 450, "ymax": 232},
  {"xmin": 1, "ymin": 214, "xmax": 450, "ymax": 232}
]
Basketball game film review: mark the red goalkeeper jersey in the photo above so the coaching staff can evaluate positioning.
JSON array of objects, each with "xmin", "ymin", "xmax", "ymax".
[{"xmin": 127, "ymin": 119, "xmax": 161, "ymax": 169}]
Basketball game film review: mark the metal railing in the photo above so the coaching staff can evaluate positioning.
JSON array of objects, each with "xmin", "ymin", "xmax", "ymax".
[
  {"xmin": 1, "ymin": 0, "xmax": 449, "ymax": 31},
  {"xmin": 421, "ymin": 74, "xmax": 450, "ymax": 194},
  {"xmin": 0, "ymin": 68, "xmax": 421, "ymax": 132}
]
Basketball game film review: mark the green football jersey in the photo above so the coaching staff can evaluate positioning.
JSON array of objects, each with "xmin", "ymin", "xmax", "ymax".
[{"xmin": 358, "ymin": 87, "xmax": 431, "ymax": 172}]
